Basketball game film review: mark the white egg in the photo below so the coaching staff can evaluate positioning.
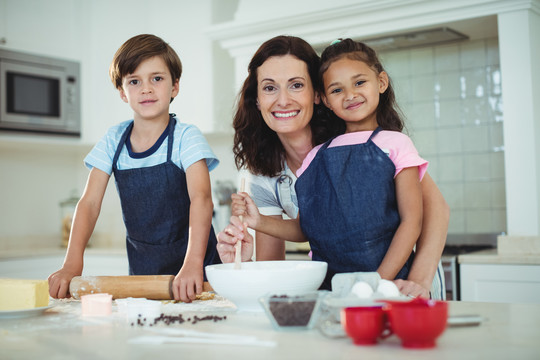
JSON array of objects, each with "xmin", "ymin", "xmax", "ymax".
[
  {"xmin": 376, "ymin": 279, "xmax": 401, "ymax": 298},
  {"xmin": 350, "ymin": 281, "xmax": 374, "ymax": 298}
]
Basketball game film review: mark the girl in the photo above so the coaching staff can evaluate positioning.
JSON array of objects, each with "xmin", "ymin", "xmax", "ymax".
[{"xmin": 295, "ymin": 38, "xmax": 426, "ymax": 288}]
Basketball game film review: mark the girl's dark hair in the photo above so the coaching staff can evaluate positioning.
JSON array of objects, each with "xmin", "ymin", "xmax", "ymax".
[
  {"xmin": 319, "ymin": 38, "xmax": 404, "ymax": 132},
  {"xmin": 232, "ymin": 35, "xmax": 344, "ymax": 177}
]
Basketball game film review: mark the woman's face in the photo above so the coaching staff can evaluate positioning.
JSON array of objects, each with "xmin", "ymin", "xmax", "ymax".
[{"xmin": 256, "ymin": 55, "xmax": 318, "ymax": 136}]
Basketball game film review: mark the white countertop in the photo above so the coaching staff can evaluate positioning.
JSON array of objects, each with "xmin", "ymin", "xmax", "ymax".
[
  {"xmin": 1, "ymin": 298, "xmax": 539, "ymax": 359},
  {"xmin": 459, "ymin": 249, "xmax": 540, "ymax": 265}
]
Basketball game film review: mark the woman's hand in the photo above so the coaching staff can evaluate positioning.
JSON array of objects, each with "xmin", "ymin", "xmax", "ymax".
[
  {"xmin": 231, "ymin": 192, "xmax": 261, "ymax": 229},
  {"xmin": 216, "ymin": 216, "xmax": 254, "ymax": 263},
  {"xmin": 393, "ymin": 279, "xmax": 430, "ymax": 299}
]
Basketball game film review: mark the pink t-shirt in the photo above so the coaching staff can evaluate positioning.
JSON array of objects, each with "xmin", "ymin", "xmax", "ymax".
[{"xmin": 297, "ymin": 130, "xmax": 428, "ymax": 179}]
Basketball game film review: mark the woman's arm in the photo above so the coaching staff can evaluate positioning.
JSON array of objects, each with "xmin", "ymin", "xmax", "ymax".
[
  {"xmin": 398, "ymin": 172, "xmax": 449, "ymax": 296},
  {"xmin": 377, "ymin": 167, "xmax": 423, "ymax": 280},
  {"xmin": 48, "ymin": 168, "xmax": 109, "ymax": 298}
]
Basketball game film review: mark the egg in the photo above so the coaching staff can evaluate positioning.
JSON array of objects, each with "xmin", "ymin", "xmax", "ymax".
[
  {"xmin": 350, "ymin": 281, "xmax": 374, "ymax": 298},
  {"xmin": 376, "ymin": 279, "xmax": 401, "ymax": 298}
]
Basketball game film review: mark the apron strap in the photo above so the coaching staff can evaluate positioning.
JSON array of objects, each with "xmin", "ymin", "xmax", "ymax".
[
  {"xmin": 367, "ymin": 126, "xmax": 382, "ymax": 142},
  {"xmin": 112, "ymin": 121, "xmax": 134, "ymax": 171}
]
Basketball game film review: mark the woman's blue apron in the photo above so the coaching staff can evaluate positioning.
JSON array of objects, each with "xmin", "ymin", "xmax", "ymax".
[
  {"xmin": 112, "ymin": 115, "xmax": 218, "ymax": 276},
  {"xmin": 296, "ymin": 127, "xmax": 414, "ymax": 289}
]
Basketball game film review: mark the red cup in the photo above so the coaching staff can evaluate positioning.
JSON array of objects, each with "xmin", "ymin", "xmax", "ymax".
[
  {"xmin": 341, "ymin": 305, "xmax": 390, "ymax": 345},
  {"xmin": 385, "ymin": 298, "xmax": 448, "ymax": 349}
]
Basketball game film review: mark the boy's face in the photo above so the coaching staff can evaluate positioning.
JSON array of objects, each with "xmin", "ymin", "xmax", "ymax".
[{"xmin": 119, "ymin": 56, "xmax": 179, "ymax": 122}]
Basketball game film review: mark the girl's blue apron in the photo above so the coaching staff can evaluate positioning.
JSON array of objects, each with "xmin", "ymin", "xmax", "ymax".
[
  {"xmin": 112, "ymin": 115, "xmax": 218, "ymax": 276},
  {"xmin": 296, "ymin": 127, "xmax": 414, "ymax": 289}
]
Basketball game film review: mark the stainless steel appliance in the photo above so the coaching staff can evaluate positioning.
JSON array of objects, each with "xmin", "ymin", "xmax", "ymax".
[
  {"xmin": 442, "ymin": 233, "xmax": 499, "ymax": 300},
  {"xmin": 0, "ymin": 49, "xmax": 80, "ymax": 136}
]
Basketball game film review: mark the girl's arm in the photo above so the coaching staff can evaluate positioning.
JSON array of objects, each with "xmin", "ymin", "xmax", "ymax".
[
  {"xmin": 377, "ymin": 167, "xmax": 423, "ymax": 280},
  {"xmin": 232, "ymin": 192, "xmax": 306, "ymax": 243},
  {"xmin": 174, "ymin": 159, "xmax": 213, "ymax": 303},
  {"xmin": 397, "ymin": 172, "xmax": 449, "ymax": 297},
  {"xmin": 48, "ymin": 168, "xmax": 110, "ymax": 298}
]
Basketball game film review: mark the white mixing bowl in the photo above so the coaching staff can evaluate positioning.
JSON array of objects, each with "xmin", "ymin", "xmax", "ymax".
[{"xmin": 205, "ymin": 261, "xmax": 327, "ymax": 312}]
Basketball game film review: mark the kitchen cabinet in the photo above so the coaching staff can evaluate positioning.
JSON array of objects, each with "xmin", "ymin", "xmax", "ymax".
[
  {"xmin": 459, "ymin": 248, "xmax": 540, "ymax": 303},
  {"xmin": 460, "ymin": 263, "xmax": 540, "ymax": 303}
]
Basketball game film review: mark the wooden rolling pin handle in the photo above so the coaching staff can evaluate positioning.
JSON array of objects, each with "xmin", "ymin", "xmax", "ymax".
[{"xmin": 69, "ymin": 275, "xmax": 214, "ymax": 300}]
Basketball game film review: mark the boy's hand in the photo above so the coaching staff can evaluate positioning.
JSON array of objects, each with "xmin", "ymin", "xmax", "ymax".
[
  {"xmin": 231, "ymin": 193, "xmax": 260, "ymax": 229},
  {"xmin": 172, "ymin": 264, "xmax": 204, "ymax": 303},
  {"xmin": 48, "ymin": 265, "xmax": 82, "ymax": 299},
  {"xmin": 216, "ymin": 216, "xmax": 254, "ymax": 263}
]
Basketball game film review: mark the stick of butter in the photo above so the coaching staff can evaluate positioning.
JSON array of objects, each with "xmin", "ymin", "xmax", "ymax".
[{"xmin": 0, "ymin": 279, "xmax": 49, "ymax": 310}]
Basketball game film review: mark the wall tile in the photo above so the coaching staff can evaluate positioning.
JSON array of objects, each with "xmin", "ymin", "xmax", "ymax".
[
  {"xmin": 464, "ymin": 153, "xmax": 491, "ymax": 181},
  {"xmin": 466, "ymin": 209, "xmax": 493, "ymax": 233},
  {"xmin": 448, "ymin": 209, "xmax": 465, "ymax": 233},
  {"xmin": 411, "ymin": 74, "xmax": 436, "ymax": 102},
  {"xmin": 464, "ymin": 182, "xmax": 492, "ymax": 208},
  {"xmin": 410, "ymin": 47, "xmax": 434, "ymax": 75},
  {"xmin": 435, "ymin": 43, "xmax": 460, "ymax": 72},
  {"xmin": 460, "ymin": 39, "xmax": 487, "ymax": 68},
  {"xmin": 406, "ymin": 101, "xmax": 435, "ymax": 129},
  {"xmin": 491, "ymin": 180, "xmax": 506, "ymax": 208},
  {"xmin": 438, "ymin": 99, "xmax": 462, "ymax": 127},
  {"xmin": 436, "ymin": 71, "xmax": 461, "ymax": 99},
  {"xmin": 462, "ymin": 98, "xmax": 489, "ymax": 125},
  {"xmin": 413, "ymin": 128, "xmax": 438, "ymax": 155},
  {"xmin": 437, "ymin": 127, "xmax": 462, "ymax": 154},
  {"xmin": 439, "ymin": 183, "xmax": 465, "ymax": 208},
  {"xmin": 438, "ymin": 155, "xmax": 464, "ymax": 182},
  {"xmin": 462, "ymin": 124, "xmax": 490, "ymax": 152}
]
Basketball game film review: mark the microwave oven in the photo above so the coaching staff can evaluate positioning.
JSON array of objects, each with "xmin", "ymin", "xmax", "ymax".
[{"xmin": 0, "ymin": 49, "xmax": 80, "ymax": 136}]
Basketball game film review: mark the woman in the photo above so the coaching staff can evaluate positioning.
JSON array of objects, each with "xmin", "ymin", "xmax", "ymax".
[{"xmin": 218, "ymin": 35, "xmax": 449, "ymax": 299}]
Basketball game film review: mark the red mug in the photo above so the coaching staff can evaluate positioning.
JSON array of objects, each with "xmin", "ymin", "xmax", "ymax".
[
  {"xmin": 341, "ymin": 305, "xmax": 391, "ymax": 345},
  {"xmin": 385, "ymin": 298, "xmax": 448, "ymax": 349}
]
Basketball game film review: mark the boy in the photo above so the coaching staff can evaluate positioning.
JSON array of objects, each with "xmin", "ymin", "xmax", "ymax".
[{"xmin": 48, "ymin": 34, "xmax": 219, "ymax": 303}]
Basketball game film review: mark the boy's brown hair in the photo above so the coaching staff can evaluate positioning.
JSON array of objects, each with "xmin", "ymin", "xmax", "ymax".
[{"xmin": 109, "ymin": 34, "xmax": 182, "ymax": 90}]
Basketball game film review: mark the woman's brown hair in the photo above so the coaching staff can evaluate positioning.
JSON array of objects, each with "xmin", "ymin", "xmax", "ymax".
[{"xmin": 233, "ymin": 35, "xmax": 344, "ymax": 177}]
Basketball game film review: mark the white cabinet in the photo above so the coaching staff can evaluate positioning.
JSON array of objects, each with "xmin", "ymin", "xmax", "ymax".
[{"xmin": 460, "ymin": 263, "xmax": 540, "ymax": 303}]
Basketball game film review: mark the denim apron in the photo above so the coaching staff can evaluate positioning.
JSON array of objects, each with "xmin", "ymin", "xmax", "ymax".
[
  {"xmin": 296, "ymin": 127, "xmax": 414, "ymax": 289},
  {"xmin": 112, "ymin": 116, "xmax": 218, "ymax": 275}
]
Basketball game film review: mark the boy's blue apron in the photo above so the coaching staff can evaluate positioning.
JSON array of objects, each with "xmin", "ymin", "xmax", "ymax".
[
  {"xmin": 112, "ymin": 116, "xmax": 218, "ymax": 276},
  {"xmin": 296, "ymin": 127, "xmax": 414, "ymax": 289}
]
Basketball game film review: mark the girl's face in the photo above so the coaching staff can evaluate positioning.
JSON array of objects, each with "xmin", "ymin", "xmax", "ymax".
[
  {"xmin": 256, "ymin": 55, "xmax": 319, "ymax": 137},
  {"xmin": 322, "ymin": 57, "xmax": 388, "ymax": 133},
  {"xmin": 119, "ymin": 56, "xmax": 179, "ymax": 122}
]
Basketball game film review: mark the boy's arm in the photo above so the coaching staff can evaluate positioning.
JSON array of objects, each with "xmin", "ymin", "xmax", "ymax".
[
  {"xmin": 173, "ymin": 159, "xmax": 213, "ymax": 303},
  {"xmin": 48, "ymin": 168, "xmax": 110, "ymax": 298},
  {"xmin": 377, "ymin": 167, "xmax": 423, "ymax": 280}
]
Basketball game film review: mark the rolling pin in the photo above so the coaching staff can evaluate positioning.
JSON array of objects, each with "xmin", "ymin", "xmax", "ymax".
[{"xmin": 69, "ymin": 275, "xmax": 213, "ymax": 300}]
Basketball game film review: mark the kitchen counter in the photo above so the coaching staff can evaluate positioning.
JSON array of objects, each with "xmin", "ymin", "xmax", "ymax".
[
  {"xmin": 458, "ymin": 248, "xmax": 540, "ymax": 265},
  {"xmin": 1, "ymin": 299, "xmax": 539, "ymax": 359}
]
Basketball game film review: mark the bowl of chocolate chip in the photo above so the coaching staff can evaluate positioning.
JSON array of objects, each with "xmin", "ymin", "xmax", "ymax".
[
  {"xmin": 205, "ymin": 260, "xmax": 327, "ymax": 312},
  {"xmin": 259, "ymin": 291, "xmax": 328, "ymax": 331}
]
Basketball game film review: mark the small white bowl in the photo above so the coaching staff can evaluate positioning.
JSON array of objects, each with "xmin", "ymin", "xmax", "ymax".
[{"xmin": 205, "ymin": 261, "xmax": 327, "ymax": 312}]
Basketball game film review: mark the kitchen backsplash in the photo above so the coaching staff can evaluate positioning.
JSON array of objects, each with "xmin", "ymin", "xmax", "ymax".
[{"xmin": 380, "ymin": 37, "xmax": 505, "ymax": 234}]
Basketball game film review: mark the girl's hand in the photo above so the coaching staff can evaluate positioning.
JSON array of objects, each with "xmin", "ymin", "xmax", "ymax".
[
  {"xmin": 48, "ymin": 264, "xmax": 83, "ymax": 299},
  {"xmin": 393, "ymin": 279, "xmax": 430, "ymax": 299},
  {"xmin": 231, "ymin": 193, "xmax": 260, "ymax": 229},
  {"xmin": 172, "ymin": 264, "xmax": 204, "ymax": 303},
  {"xmin": 216, "ymin": 216, "xmax": 254, "ymax": 263}
]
